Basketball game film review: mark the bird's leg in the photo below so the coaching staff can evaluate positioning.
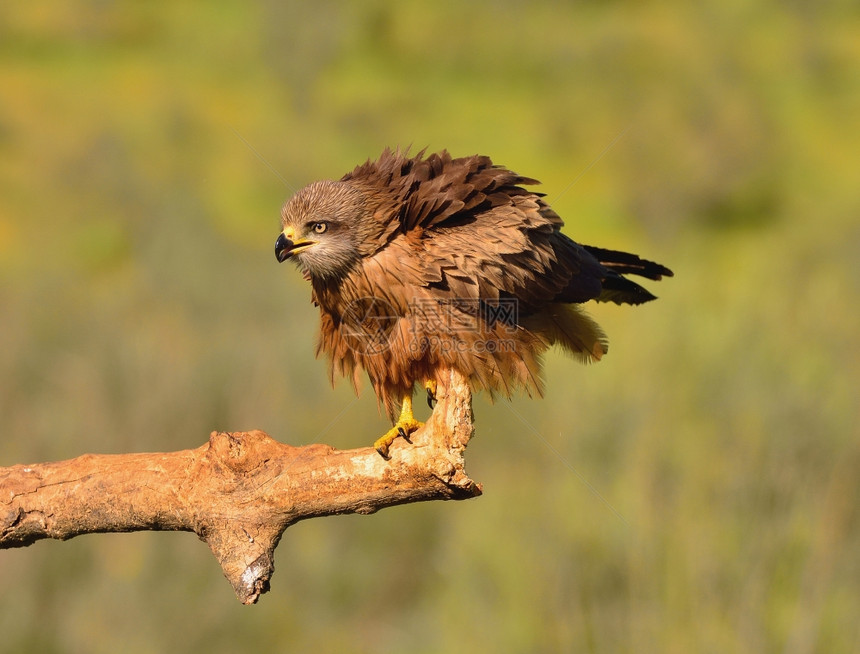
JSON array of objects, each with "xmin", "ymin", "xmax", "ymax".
[
  {"xmin": 374, "ymin": 394, "xmax": 423, "ymax": 458},
  {"xmin": 425, "ymin": 379, "xmax": 438, "ymax": 409}
]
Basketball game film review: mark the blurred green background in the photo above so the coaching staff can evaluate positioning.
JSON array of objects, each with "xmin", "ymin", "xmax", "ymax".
[{"xmin": 1, "ymin": 1, "xmax": 858, "ymax": 652}]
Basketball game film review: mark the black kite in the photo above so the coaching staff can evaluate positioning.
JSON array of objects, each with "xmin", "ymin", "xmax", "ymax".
[{"xmin": 276, "ymin": 149, "xmax": 672, "ymax": 456}]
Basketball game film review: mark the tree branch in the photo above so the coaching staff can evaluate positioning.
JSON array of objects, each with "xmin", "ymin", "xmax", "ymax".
[{"xmin": 0, "ymin": 368, "xmax": 481, "ymax": 604}]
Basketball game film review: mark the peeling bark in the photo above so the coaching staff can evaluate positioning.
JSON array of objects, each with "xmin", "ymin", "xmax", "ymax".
[{"xmin": 0, "ymin": 369, "xmax": 480, "ymax": 604}]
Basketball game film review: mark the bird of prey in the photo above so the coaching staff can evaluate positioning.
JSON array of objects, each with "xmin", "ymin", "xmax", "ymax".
[{"xmin": 276, "ymin": 149, "xmax": 672, "ymax": 457}]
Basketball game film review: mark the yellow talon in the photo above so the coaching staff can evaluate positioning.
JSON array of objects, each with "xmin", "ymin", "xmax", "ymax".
[{"xmin": 374, "ymin": 395, "xmax": 423, "ymax": 458}]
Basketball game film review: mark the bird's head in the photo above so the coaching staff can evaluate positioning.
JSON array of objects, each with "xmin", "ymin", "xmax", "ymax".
[{"xmin": 276, "ymin": 180, "xmax": 373, "ymax": 282}]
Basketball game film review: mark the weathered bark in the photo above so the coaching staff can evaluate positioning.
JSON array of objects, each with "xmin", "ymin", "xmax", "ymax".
[{"xmin": 0, "ymin": 368, "xmax": 480, "ymax": 604}]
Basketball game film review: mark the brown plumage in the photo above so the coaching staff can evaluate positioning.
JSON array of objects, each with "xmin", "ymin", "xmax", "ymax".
[{"xmin": 276, "ymin": 149, "xmax": 672, "ymax": 448}]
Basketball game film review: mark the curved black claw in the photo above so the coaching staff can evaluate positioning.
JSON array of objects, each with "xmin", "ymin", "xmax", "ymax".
[
  {"xmin": 426, "ymin": 386, "xmax": 437, "ymax": 409},
  {"xmin": 397, "ymin": 426, "xmax": 412, "ymax": 443},
  {"xmin": 375, "ymin": 445, "xmax": 392, "ymax": 460}
]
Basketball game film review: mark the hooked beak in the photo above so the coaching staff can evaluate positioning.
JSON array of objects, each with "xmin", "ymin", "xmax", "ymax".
[{"xmin": 275, "ymin": 228, "xmax": 316, "ymax": 263}]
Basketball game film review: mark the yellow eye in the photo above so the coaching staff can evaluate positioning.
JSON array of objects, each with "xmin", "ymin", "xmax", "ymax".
[{"xmin": 312, "ymin": 222, "xmax": 328, "ymax": 234}]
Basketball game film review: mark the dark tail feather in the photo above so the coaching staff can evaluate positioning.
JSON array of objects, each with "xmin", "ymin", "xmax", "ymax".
[
  {"xmin": 598, "ymin": 274, "xmax": 658, "ymax": 305},
  {"xmin": 583, "ymin": 245, "xmax": 674, "ymax": 306},
  {"xmin": 584, "ymin": 245, "xmax": 673, "ymax": 281}
]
